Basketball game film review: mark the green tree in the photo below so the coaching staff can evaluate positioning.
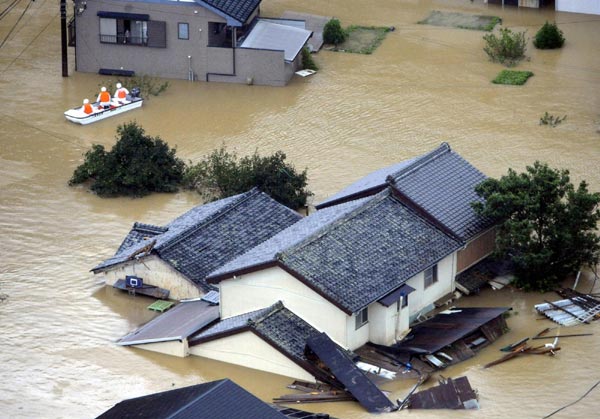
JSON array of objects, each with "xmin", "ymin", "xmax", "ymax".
[
  {"xmin": 483, "ymin": 27, "xmax": 527, "ymax": 67},
  {"xmin": 533, "ymin": 21, "xmax": 565, "ymax": 49},
  {"xmin": 69, "ymin": 122, "xmax": 185, "ymax": 197},
  {"xmin": 473, "ymin": 162, "xmax": 600, "ymax": 291},
  {"xmin": 323, "ymin": 18, "xmax": 347, "ymax": 46},
  {"xmin": 184, "ymin": 147, "xmax": 312, "ymax": 210}
]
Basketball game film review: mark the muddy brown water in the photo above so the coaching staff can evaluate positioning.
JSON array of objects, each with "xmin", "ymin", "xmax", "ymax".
[{"xmin": 1, "ymin": 0, "xmax": 600, "ymax": 417}]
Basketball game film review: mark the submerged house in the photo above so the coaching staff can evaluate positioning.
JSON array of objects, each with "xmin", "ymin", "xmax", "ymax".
[
  {"xmin": 206, "ymin": 187, "xmax": 463, "ymax": 353},
  {"xmin": 92, "ymin": 188, "xmax": 301, "ymax": 300},
  {"xmin": 315, "ymin": 142, "xmax": 496, "ymax": 275},
  {"xmin": 72, "ymin": 0, "xmax": 312, "ymax": 86}
]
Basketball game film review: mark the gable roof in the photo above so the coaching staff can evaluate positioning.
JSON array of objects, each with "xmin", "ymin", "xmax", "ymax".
[
  {"xmin": 316, "ymin": 143, "xmax": 493, "ymax": 241},
  {"xmin": 209, "ymin": 189, "xmax": 462, "ymax": 314},
  {"xmin": 196, "ymin": 0, "xmax": 260, "ymax": 25},
  {"xmin": 118, "ymin": 300, "xmax": 220, "ymax": 346},
  {"xmin": 189, "ymin": 302, "xmax": 319, "ymax": 369},
  {"xmin": 93, "ymin": 189, "xmax": 302, "ymax": 292},
  {"xmin": 96, "ymin": 378, "xmax": 287, "ymax": 419}
]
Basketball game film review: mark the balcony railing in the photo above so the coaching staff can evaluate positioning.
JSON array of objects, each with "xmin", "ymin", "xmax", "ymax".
[{"xmin": 99, "ymin": 34, "xmax": 148, "ymax": 46}]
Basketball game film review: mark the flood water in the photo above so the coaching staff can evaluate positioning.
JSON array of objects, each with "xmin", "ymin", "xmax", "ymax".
[{"xmin": 1, "ymin": 0, "xmax": 600, "ymax": 418}]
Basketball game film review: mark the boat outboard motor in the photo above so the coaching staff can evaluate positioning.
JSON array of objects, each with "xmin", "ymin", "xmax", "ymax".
[{"xmin": 130, "ymin": 87, "xmax": 141, "ymax": 98}]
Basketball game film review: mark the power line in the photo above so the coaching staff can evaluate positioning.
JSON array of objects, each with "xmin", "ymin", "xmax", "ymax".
[
  {"xmin": 542, "ymin": 379, "xmax": 600, "ymax": 419},
  {"xmin": 0, "ymin": 0, "xmax": 32, "ymax": 48}
]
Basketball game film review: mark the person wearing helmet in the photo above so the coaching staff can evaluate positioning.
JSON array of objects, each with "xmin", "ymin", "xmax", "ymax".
[
  {"xmin": 81, "ymin": 99, "xmax": 93, "ymax": 115},
  {"xmin": 97, "ymin": 86, "xmax": 111, "ymax": 109},
  {"xmin": 114, "ymin": 83, "xmax": 130, "ymax": 102}
]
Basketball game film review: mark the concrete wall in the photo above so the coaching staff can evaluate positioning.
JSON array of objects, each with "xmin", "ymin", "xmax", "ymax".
[
  {"xmin": 556, "ymin": 0, "xmax": 600, "ymax": 14},
  {"xmin": 76, "ymin": 0, "xmax": 296, "ymax": 85},
  {"xmin": 368, "ymin": 299, "xmax": 409, "ymax": 346},
  {"xmin": 219, "ymin": 267, "xmax": 347, "ymax": 346},
  {"xmin": 99, "ymin": 254, "xmax": 203, "ymax": 300},
  {"xmin": 189, "ymin": 331, "xmax": 316, "ymax": 381},
  {"xmin": 131, "ymin": 339, "xmax": 188, "ymax": 357},
  {"xmin": 405, "ymin": 253, "xmax": 457, "ymax": 322}
]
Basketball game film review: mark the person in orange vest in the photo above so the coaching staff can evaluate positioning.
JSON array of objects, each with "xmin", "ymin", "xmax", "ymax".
[
  {"xmin": 81, "ymin": 98, "xmax": 93, "ymax": 115},
  {"xmin": 114, "ymin": 83, "xmax": 130, "ymax": 102},
  {"xmin": 97, "ymin": 86, "xmax": 111, "ymax": 109}
]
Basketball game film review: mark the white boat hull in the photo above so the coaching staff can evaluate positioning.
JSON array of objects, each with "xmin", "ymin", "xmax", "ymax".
[{"xmin": 64, "ymin": 98, "xmax": 143, "ymax": 125}]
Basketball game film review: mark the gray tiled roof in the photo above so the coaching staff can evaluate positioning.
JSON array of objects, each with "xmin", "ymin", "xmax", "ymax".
[
  {"xmin": 93, "ymin": 189, "xmax": 302, "ymax": 292},
  {"xmin": 317, "ymin": 143, "xmax": 492, "ymax": 240},
  {"xmin": 189, "ymin": 302, "xmax": 319, "ymax": 366},
  {"xmin": 280, "ymin": 190, "xmax": 462, "ymax": 313},
  {"xmin": 315, "ymin": 158, "xmax": 417, "ymax": 209},
  {"xmin": 388, "ymin": 143, "xmax": 493, "ymax": 240},
  {"xmin": 198, "ymin": 0, "xmax": 260, "ymax": 24},
  {"xmin": 208, "ymin": 197, "xmax": 369, "ymax": 279},
  {"xmin": 96, "ymin": 379, "xmax": 287, "ymax": 419},
  {"xmin": 115, "ymin": 223, "xmax": 167, "ymax": 255}
]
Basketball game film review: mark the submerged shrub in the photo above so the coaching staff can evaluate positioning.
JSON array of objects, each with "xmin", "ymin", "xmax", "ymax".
[
  {"xmin": 533, "ymin": 21, "xmax": 565, "ymax": 49},
  {"xmin": 302, "ymin": 47, "xmax": 318, "ymax": 71},
  {"xmin": 492, "ymin": 69, "xmax": 534, "ymax": 85},
  {"xmin": 323, "ymin": 18, "xmax": 347, "ymax": 46},
  {"xmin": 483, "ymin": 28, "xmax": 527, "ymax": 67}
]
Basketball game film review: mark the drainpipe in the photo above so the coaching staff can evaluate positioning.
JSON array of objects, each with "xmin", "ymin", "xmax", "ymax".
[{"xmin": 187, "ymin": 55, "xmax": 193, "ymax": 81}]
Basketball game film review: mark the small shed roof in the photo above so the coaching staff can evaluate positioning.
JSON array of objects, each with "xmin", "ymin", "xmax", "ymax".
[
  {"xmin": 96, "ymin": 378, "xmax": 287, "ymax": 419},
  {"xmin": 118, "ymin": 300, "xmax": 219, "ymax": 346},
  {"xmin": 241, "ymin": 20, "xmax": 312, "ymax": 61}
]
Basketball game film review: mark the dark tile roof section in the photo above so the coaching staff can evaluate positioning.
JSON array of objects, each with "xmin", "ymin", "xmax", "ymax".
[
  {"xmin": 197, "ymin": 0, "xmax": 260, "ymax": 24},
  {"xmin": 189, "ymin": 302, "xmax": 319, "ymax": 368},
  {"xmin": 207, "ymin": 197, "xmax": 370, "ymax": 281},
  {"xmin": 115, "ymin": 222, "xmax": 167, "ymax": 254},
  {"xmin": 387, "ymin": 143, "xmax": 493, "ymax": 241},
  {"xmin": 279, "ymin": 191, "xmax": 462, "ymax": 314},
  {"xmin": 315, "ymin": 157, "xmax": 417, "ymax": 209},
  {"xmin": 96, "ymin": 378, "xmax": 287, "ymax": 419},
  {"xmin": 118, "ymin": 300, "xmax": 220, "ymax": 346},
  {"xmin": 93, "ymin": 189, "xmax": 302, "ymax": 293}
]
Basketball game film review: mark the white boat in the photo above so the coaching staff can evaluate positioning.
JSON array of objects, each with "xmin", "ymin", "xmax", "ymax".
[{"xmin": 64, "ymin": 92, "xmax": 143, "ymax": 125}]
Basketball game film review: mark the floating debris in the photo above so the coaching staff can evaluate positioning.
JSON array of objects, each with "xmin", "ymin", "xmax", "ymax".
[
  {"xmin": 405, "ymin": 376, "xmax": 479, "ymax": 410},
  {"xmin": 535, "ymin": 288, "xmax": 600, "ymax": 326},
  {"xmin": 484, "ymin": 343, "xmax": 560, "ymax": 369},
  {"xmin": 147, "ymin": 300, "xmax": 174, "ymax": 312}
]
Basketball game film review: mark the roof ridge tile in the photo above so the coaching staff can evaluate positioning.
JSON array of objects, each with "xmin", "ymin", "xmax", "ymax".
[{"xmin": 386, "ymin": 142, "xmax": 451, "ymax": 185}]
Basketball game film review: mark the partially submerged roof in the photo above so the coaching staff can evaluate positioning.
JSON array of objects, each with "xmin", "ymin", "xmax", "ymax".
[
  {"xmin": 316, "ymin": 143, "xmax": 493, "ymax": 241},
  {"xmin": 241, "ymin": 20, "xmax": 312, "ymax": 62},
  {"xmin": 196, "ymin": 0, "xmax": 260, "ymax": 25},
  {"xmin": 118, "ymin": 300, "xmax": 219, "ymax": 346},
  {"xmin": 93, "ymin": 188, "xmax": 302, "ymax": 292},
  {"xmin": 209, "ymin": 189, "xmax": 461, "ymax": 314},
  {"xmin": 394, "ymin": 307, "xmax": 510, "ymax": 354},
  {"xmin": 96, "ymin": 378, "xmax": 287, "ymax": 419},
  {"xmin": 189, "ymin": 302, "xmax": 319, "ymax": 369}
]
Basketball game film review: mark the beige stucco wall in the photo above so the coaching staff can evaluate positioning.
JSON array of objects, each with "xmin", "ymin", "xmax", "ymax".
[
  {"xmin": 131, "ymin": 339, "xmax": 188, "ymax": 357},
  {"xmin": 207, "ymin": 47, "xmax": 288, "ymax": 86},
  {"xmin": 368, "ymin": 300, "xmax": 409, "ymax": 346},
  {"xmin": 219, "ymin": 267, "xmax": 347, "ymax": 346},
  {"xmin": 406, "ymin": 253, "xmax": 456, "ymax": 321},
  {"xmin": 98, "ymin": 254, "xmax": 203, "ymax": 300},
  {"xmin": 189, "ymin": 331, "xmax": 315, "ymax": 381}
]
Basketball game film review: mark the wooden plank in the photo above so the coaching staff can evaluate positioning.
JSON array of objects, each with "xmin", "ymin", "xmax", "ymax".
[
  {"xmin": 408, "ymin": 377, "xmax": 477, "ymax": 409},
  {"xmin": 306, "ymin": 333, "xmax": 395, "ymax": 413}
]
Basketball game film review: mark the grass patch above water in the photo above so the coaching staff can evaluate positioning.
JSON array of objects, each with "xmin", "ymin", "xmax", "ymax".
[
  {"xmin": 492, "ymin": 70, "xmax": 534, "ymax": 85},
  {"xmin": 419, "ymin": 11, "xmax": 501, "ymax": 31},
  {"xmin": 330, "ymin": 26, "xmax": 392, "ymax": 54}
]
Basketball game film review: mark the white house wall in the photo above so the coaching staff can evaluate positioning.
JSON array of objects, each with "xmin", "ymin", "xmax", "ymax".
[
  {"xmin": 367, "ymin": 302, "xmax": 409, "ymax": 346},
  {"xmin": 131, "ymin": 339, "xmax": 188, "ymax": 357},
  {"xmin": 99, "ymin": 254, "xmax": 202, "ymax": 300},
  {"xmin": 406, "ymin": 253, "xmax": 456, "ymax": 321},
  {"xmin": 219, "ymin": 267, "xmax": 347, "ymax": 347},
  {"xmin": 189, "ymin": 331, "xmax": 315, "ymax": 382},
  {"xmin": 556, "ymin": 0, "xmax": 600, "ymax": 15}
]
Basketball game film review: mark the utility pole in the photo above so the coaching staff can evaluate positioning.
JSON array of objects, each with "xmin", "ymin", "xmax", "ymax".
[{"xmin": 60, "ymin": 0, "xmax": 68, "ymax": 76}]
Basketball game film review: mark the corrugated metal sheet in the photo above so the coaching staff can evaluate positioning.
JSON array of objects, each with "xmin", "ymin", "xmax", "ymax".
[
  {"xmin": 240, "ymin": 20, "xmax": 312, "ymax": 61},
  {"xmin": 535, "ymin": 299, "xmax": 600, "ymax": 326}
]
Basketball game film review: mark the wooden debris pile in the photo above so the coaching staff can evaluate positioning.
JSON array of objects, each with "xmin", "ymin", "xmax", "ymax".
[{"xmin": 403, "ymin": 376, "xmax": 479, "ymax": 410}]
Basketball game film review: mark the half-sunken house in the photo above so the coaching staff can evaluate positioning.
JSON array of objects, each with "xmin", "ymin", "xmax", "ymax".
[
  {"xmin": 92, "ymin": 188, "xmax": 301, "ymax": 300},
  {"xmin": 72, "ymin": 0, "xmax": 312, "ymax": 86},
  {"xmin": 315, "ymin": 142, "xmax": 495, "ymax": 275}
]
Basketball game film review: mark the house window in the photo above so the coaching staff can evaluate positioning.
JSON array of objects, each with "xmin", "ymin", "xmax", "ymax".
[
  {"xmin": 424, "ymin": 265, "xmax": 438, "ymax": 288},
  {"xmin": 396, "ymin": 295, "xmax": 408, "ymax": 311},
  {"xmin": 178, "ymin": 23, "xmax": 189, "ymax": 40},
  {"xmin": 355, "ymin": 307, "xmax": 368, "ymax": 330},
  {"xmin": 98, "ymin": 14, "xmax": 166, "ymax": 47}
]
